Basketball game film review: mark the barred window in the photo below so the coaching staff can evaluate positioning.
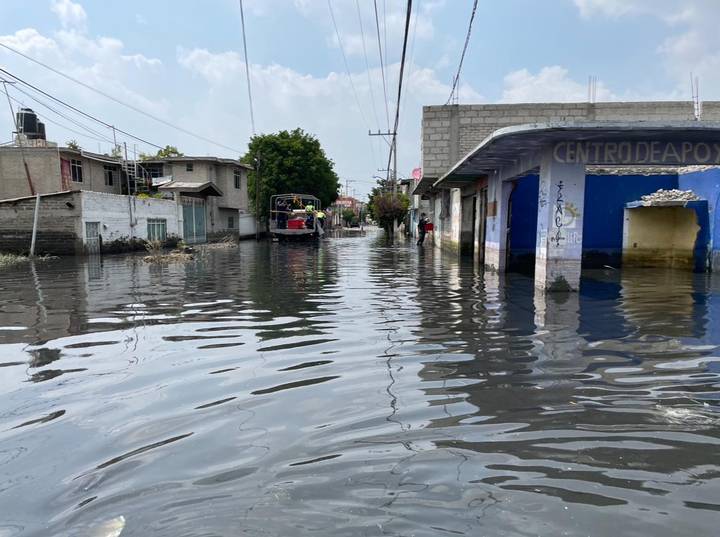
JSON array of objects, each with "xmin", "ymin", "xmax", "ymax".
[
  {"xmin": 147, "ymin": 218, "xmax": 167, "ymax": 242},
  {"xmin": 234, "ymin": 169, "xmax": 241, "ymax": 189},
  {"xmin": 228, "ymin": 216, "xmax": 235, "ymax": 229}
]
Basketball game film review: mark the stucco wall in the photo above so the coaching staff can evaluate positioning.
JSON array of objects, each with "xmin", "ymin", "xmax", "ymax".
[
  {"xmin": 0, "ymin": 192, "xmax": 82, "ymax": 255},
  {"xmin": 679, "ymin": 168, "xmax": 720, "ymax": 269},
  {"xmin": 80, "ymin": 191, "xmax": 180, "ymax": 245},
  {"xmin": 73, "ymin": 156, "xmax": 123, "ymax": 195},
  {"xmin": 422, "ymin": 101, "xmax": 720, "ymax": 180}
]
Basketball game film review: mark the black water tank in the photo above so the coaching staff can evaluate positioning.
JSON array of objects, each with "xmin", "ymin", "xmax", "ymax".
[
  {"xmin": 37, "ymin": 121, "xmax": 46, "ymax": 140},
  {"xmin": 16, "ymin": 108, "xmax": 38, "ymax": 135}
]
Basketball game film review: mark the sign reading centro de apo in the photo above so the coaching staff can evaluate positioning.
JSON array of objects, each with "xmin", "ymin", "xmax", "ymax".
[{"xmin": 553, "ymin": 141, "xmax": 720, "ymax": 166}]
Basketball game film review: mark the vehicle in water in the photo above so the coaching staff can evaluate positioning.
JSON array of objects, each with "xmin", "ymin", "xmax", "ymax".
[{"xmin": 269, "ymin": 193, "xmax": 325, "ymax": 240}]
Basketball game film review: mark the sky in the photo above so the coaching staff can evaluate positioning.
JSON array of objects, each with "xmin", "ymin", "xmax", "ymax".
[{"xmin": 1, "ymin": 0, "xmax": 719, "ymax": 199}]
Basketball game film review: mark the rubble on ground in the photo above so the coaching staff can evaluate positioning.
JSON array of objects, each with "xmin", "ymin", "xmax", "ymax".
[{"xmin": 640, "ymin": 189, "xmax": 701, "ymax": 205}]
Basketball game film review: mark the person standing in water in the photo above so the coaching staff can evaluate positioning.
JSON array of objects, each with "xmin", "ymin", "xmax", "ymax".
[{"xmin": 417, "ymin": 213, "xmax": 429, "ymax": 246}]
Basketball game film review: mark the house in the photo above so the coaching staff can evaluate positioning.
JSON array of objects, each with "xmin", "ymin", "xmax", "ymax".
[
  {"xmin": 137, "ymin": 156, "xmax": 254, "ymax": 240},
  {"xmin": 0, "ymin": 109, "xmax": 256, "ymax": 252}
]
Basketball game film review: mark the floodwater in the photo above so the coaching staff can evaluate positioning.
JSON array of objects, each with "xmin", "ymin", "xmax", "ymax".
[{"xmin": 1, "ymin": 231, "xmax": 720, "ymax": 537}]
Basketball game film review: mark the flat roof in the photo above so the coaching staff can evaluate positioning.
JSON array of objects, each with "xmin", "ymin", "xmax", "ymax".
[
  {"xmin": 417, "ymin": 121, "xmax": 720, "ymax": 194},
  {"xmin": 142, "ymin": 156, "xmax": 253, "ymax": 169}
]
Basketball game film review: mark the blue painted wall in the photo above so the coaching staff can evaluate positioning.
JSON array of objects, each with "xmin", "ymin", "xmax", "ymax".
[
  {"xmin": 509, "ymin": 173, "xmax": 681, "ymax": 268},
  {"xmin": 679, "ymin": 168, "xmax": 720, "ymax": 267}
]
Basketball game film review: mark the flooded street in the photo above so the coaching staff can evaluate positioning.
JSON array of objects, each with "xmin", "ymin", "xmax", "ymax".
[{"xmin": 1, "ymin": 230, "xmax": 720, "ymax": 536}]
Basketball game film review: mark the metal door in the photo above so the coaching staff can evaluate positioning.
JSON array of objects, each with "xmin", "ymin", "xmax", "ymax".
[
  {"xmin": 182, "ymin": 199, "xmax": 207, "ymax": 244},
  {"xmin": 85, "ymin": 221, "xmax": 100, "ymax": 254}
]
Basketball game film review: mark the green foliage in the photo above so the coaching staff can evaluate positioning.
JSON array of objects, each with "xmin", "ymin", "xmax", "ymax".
[
  {"xmin": 140, "ymin": 145, "xmax": 184, "ymax": 160},
  {"xmin": 367, "ymin": 185, "xmax": 409, "ymax": 233},
  {"xmin": 240, "ymin": 128, "xmax": 340, "ymax": 220},
  {"xmin": 341, "ymin": 208, "xmax": 355, "ymax": 225},
  {"xmin": 110, "ymin": 145, "xmax": 123, "ymax": 158},
  {"xmin": 66, "ymin": 139, "xmax": 80, "ymax": 151}
]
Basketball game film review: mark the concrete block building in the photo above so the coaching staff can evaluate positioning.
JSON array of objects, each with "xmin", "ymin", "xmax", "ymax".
[
  {"xmin": 414, "ymin": 101, "xmax": 720, "ymax": 291},
  {"xmin": 0, "ymin": 111, "xmax": 256, "ymax": 252},
  {"xmin": 0, "ymin": 191, "xmax": 180, "ymax": 255}
]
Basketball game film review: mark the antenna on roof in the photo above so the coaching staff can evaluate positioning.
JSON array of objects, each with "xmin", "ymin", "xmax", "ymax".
[{"xmin": 690, "ymin": 73, "xmax": 702, "ymax": 120}]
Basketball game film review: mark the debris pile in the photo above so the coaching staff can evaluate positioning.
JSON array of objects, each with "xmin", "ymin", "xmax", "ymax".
[{"xmin": 640, "ymin": 189, "xmax": 700, "ymax": 204}]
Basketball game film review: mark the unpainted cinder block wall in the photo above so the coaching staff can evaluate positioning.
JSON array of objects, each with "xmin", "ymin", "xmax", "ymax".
[
  {"xmin": 0, "ymin": 192, "xmax": 82, "ymax": 255},
  {"xmin": 421, "ymin": 101, "xmax": 720, "ymax": 182}
]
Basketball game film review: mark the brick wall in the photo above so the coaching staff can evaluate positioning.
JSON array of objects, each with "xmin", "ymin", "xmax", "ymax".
[
  {"xmin": 422, "ymin": 101, "xmax": 720, "ymax": 179},
  {"xmin": 0, "ymin": 192, "xmax": 81, "ymax": 255}
]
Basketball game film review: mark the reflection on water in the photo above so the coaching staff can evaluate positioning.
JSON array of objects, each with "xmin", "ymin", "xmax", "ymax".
[{"xmin": 1, "ymin": 233, "xmax": 720, "ymax": 536}]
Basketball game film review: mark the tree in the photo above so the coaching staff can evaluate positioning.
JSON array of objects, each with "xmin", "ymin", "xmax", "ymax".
[
  {"xmin": 241, "ymin": 128, "xmax": 340, "ymax": 221},
  {"xmin": 341, "ymin": 208, "xmax": 355, "ymax": 226},
  {"xmin": 110, "ymin": 145, "xmax": 122, "ymax": 158},
  {"xmin": 66, "ymin": 139, "xmax": 80, "ymax": 150},
  {"xmin": 140, "ymin": 145, "xmax": 184, "ymax": 160},
  {"xmin": 367, "ymin": 180, "xmax": 409, "ymax": 234}
]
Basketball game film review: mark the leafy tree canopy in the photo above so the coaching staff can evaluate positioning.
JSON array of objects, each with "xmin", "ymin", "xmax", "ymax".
[
  {"xmin": 241, "ymin": 128, "xmax": 340, "ymax": 219},
  {"xmin": 367, "ymin": 180, "xmax": 409, "ymax": 233},
  {"xmin": 140, "ymin": 145, "xmax": 184, "ymax": 160},
  {"xmin": 66, "ymin": 139, "xmax": 80, "ymax": 150}
]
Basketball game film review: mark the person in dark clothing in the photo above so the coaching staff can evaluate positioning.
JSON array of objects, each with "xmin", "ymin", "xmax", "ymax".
[
  {"xmin": 277, "ymin": 200, "xmax": 288, "ymax": 229},
  {"xmin": 417, "ymin": 213, "xmax": 429, "ymax": 246}
]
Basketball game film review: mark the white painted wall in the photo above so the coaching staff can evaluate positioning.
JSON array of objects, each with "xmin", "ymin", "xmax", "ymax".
[{"xmin": 79, "ymin": 191, "xmax": 181, "ymax": 243}]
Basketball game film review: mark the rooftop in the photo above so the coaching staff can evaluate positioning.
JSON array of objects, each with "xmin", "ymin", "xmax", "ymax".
[{"xmin": 417, "ymin": 120, "xmax": 720, "ymax": 194}]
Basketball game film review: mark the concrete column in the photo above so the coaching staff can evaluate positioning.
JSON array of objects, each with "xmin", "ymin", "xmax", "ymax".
[
  {"xmin": 484, "ymin": 174, "xmax": 513, "ymax": 272},
  {"xmin": 534, "ymin": 149, "xmax": 586, "ymax": 291}
]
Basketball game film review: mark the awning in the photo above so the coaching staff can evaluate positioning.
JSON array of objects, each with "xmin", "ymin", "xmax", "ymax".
[
  {"xmin": 158, "ymin": 181, "xmax": 223, "ymax": 197},
  {"xmin": 415, "ymin": 120, "xmax": 720, "ymax": 194}
]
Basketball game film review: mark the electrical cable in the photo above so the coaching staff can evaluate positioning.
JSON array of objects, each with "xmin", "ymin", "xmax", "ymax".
[
  {"xmin": 0, "ymin": 40, "xmax": 244, "ymax": 153},
  {"xmin": 327, "ymin": 0, "xmax": 378, "ymax": 168},
  {"xmin": 6, "ymin": 92, "xmax": 114, "ymax": 145},
  {"xmin": 384, "ymin": 0, "xmax": 412, "ymax": 183},
  {"xmin": 7, "ymin": 82, "xmax": 116, "ymax": 144},
  {"xmin": 373, "ymin": 0, "xmax": 391, "ymax": 130},
  {"xmin": 356, "ymin": 0, "xmax": 382, "ymax": 134},
  {"xmin": 0, "ymin": 67, "xmax": 164, "ymax": 150},
  {"xmin": 446, "ymin": 0, "xmax": 478, "ymax": 105},
  {"xmin": 238, "ymin": 0, "xmax": 256, "ymax": 135}
]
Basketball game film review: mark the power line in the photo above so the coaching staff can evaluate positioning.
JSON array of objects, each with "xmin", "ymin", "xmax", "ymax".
[
  {"xmin": 446, "ymin": 0, "xmax": 478, "ymax": 105},
  {"xmin": 373, "ymin": 0, "xmax": 391, "ymax": 130},
  {"xmin": 0, "ymin": 68, "xmax": 164, "ymax": 150},
  {"xmin": 238, "ymin": 0, "xmax": 256, "ymax": 135},
  {"xmin": 6, "ymin": 91, "xmax": 114, "ymax": 146},
  {"xmin": 8, "ymin": 83, "xmax": 116, "ymax": 144},
  {"xmin": 384, "ymin": 0, "xmax": 412, "ymax": 184},
  {"xmin": 327, "ymin": 0, "xmax": 378, "ymax": 169},
  {"xmin": 0, "ymin": 40, "xmax": 243, "ymax": 153},
  {"xmin": 327, "ymin": 0, "xmax": 371, "ymax": 131},
  {"xmin": 356, "ymin": 0, "xmax": 381, "ymax": 132}
]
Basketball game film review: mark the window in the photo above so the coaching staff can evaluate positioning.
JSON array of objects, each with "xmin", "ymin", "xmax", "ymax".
[
  {"xmin": 103, "ymin": 165, "xmax": 115, "ymax": 186},
  {"xmin": 186, "ymin": 162, "xmax": 194, "ymax": 172},
  {"xmin": 147, "ymin": 218, "xmax": 167, "ymax": 242},
  {"xmin": 227, "ymin": 216, "xmax": 235, "ymax": 229},
  {"xmin": 70, "ymin": 159, "xmax": 83, "ymax": 183},
  {"xmin": 234, "ymin": 169, "xmax": 241, "ymax": 189}
]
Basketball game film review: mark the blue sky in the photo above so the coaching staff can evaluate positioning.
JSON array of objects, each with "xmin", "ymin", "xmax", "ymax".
[{"xmin": 1, "ymin": 0, "xmax": 718, "ymax": 198}]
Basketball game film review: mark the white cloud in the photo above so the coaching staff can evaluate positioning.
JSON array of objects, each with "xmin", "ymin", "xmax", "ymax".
[
  {"xmin": 177, "ymin": 46, "xmax": 480, "ymax": 193},
  {"xmin": 572, "ymin": 0, "xmax": 720, "ymax": 99},
  {"xmin": 500, "ymin": 66, "xmax": 614, "ymax": 103},
  {"xmin": 50, "ymin": 0, "xmax": 87, "ymax": 30}
]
